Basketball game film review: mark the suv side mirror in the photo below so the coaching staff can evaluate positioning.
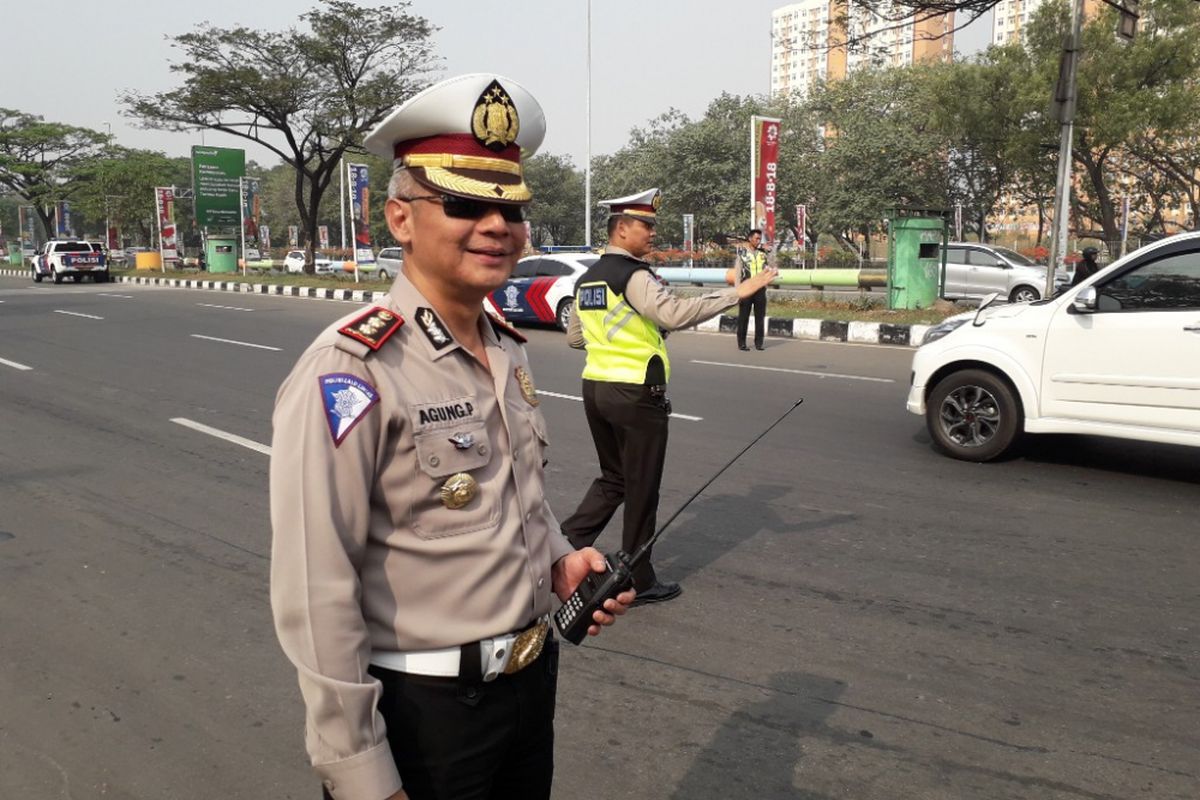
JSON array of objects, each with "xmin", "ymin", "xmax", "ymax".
[{"xmin": 1071, "ymin": 286, "xmax": 1097, "ymax": 314}]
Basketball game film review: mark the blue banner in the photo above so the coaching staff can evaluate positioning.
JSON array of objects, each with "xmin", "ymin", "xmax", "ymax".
[
  {"xmin": 348, "ymin": 163, "xmax": 375, "ymax": 265},
  {"xmin": 55, "ymin": 202, "xmax": 72, "ymax": 237}
]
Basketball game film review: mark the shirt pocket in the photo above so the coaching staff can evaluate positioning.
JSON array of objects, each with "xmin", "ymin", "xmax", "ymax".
[
  {"xmin": 529, "ymin": 410, "xmax": 550, "ymax": 467},
  {"xmin": 411, "ymin": 421, "xmax": 499, "ymax": 539}
]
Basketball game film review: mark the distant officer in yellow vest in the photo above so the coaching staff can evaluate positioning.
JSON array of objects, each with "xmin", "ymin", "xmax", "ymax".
[
  {"xmin": 564, "ymin": 189, "xmax": 778, "ymax": 605},
  {"xmin": 735, "ymin": 228, "xmax": 770, "ymax": 351}
]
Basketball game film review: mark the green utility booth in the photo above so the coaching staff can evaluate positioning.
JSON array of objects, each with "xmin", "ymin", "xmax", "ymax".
[
  {"xmin": 205, "ymin": 235, "xmax": 239, "ymax": 274},
  {"xmin": 886, "ymin": 209, "xmax": 947, "ymax": 310}
]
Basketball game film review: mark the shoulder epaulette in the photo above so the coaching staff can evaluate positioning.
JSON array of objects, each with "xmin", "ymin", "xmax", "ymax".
[
  {"xmin": 487, "ymin": 310, "xmax": 527, "ymax": 343},
  {"xmin": 338, "ymin": 306, "xmax": 404, "ymax": 351}
]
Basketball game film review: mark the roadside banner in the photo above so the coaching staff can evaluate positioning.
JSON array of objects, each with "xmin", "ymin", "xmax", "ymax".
[
  {"xmin": 347, "ymin": 163, "xmax": 375, "ymax": 267},
  {"xmin": 240, "ymin": 177, "xmax": 262, "ymax": 261},
  {"xmin": 19, "ymin": 206, "xmax": 36, "ymax": 251},
  {"xmin": 107, "ymin": 226, "xmax": 120, "ymax": 252},
  {"xmin": 288, "ymin": 225, "xmax": 299, "ymax": 248},
  {"xmin": 55, "ymin": 202, "xmax": 72, "ymax": 237},
  {"xmin": 191, "ymin": 146, "xmax": 245, "ymax": 227},
  {"xmin": 954, "ymin": 203, "xmax": 963, "ymax": 240},
  {"xmin": 318, "ymin": 225, "xmax": 330, "ymax": 251},
  {"xmin": 682, "ymin": 213, "xmax": 694, "ymax": 268},
  {"xmin": 750, "ymin": 116, "xmax": 782, "ymax": 245},
  {"xmin": 156, "ymin": 187, "xmax": 178, "ymax": 261},
  {"xmin": 260, "ymin": 224, "xmax": 271, "ymax": 253}
]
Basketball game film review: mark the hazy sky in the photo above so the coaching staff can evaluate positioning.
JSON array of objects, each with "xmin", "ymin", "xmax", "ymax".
[{"xmin": 7, "ymin": 0, "xmax": 992, "ymax": 167}]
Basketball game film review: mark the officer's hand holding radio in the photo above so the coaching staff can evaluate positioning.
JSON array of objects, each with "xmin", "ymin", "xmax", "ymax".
[
  {"xmin": 737, "ymin": 266, "xmax": 778, "ymax": 299},
  {"xmin": 552, "ymin": 547, "xmax": 636, "ymax": 637}
]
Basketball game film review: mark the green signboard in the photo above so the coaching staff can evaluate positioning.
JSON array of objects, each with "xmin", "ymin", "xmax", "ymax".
[{"xmin": 191, "ymin": 146, "xmax": 245, "ymax": 227}]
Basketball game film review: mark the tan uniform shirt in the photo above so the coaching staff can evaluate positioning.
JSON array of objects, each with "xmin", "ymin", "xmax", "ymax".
[
  {"xmin": 567, "ymin": 245, "xmax": 740, "ymax": 349},
  {"xmin": 270, "ymin": 271, "xmax": 574, "ymax": 800}
]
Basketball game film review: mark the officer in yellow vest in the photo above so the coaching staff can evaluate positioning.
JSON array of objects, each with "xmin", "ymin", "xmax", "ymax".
[
  {"xmin": 735, "ymin": 228, "xmax": 770, "ymax": 350},
  {"xmin": 564, "ymin": 189, "xmax": 778, "ymax": 604}
]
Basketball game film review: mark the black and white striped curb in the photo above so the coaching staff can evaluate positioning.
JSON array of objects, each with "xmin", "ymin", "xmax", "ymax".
[{"xmin": 1, "ymin": 269, "xmax": 929, "ymax": 347}]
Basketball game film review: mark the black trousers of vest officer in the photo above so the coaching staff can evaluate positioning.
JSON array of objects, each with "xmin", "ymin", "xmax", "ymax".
[
  {"xmin": 737, "ymin": 286, "xmax": 768, "ymax": 349},
  {"xmin": 561, "ymin": 380, "xmax": 670, "ymax": 591},
  {"xmin": 321, "ymin": 639, "xmax": 559, "ymax": 800}
]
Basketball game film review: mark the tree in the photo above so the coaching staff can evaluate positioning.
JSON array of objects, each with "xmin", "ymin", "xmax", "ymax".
[
  {"xmin": 0, "ymin": 109, "xmax": 107, "ymax": 241},
  {"xmin": 71, "ymin": 148, "xmax": 192, "ymax": 247},
  {"xmin": 122, "ymin": 0, "xmax": 437, "ymax": 272},
  {"xmin": 523, "ymin": 153, "xmax": 585, "ymax": 247}
]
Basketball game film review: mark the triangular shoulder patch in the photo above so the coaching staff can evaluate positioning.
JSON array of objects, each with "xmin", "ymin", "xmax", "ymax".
[
  {"xmin": 487, "ymin": 310, "xmax": 527, "ymax": 343},
  {"xmin": 338, "ymin": 307, "xmax": 405, "ymax": 351}
]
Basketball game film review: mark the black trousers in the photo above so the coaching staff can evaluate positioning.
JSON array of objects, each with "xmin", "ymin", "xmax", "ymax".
[
  {"xmin": 561, "ymin": 380, "xmax": 670, "ymax": 591},
  {"xmin": 736, "ymin": 287, "xmax": 767, "ymax": 348},
  {"xmin": 323, "ymin": 640, "xmax": 559, "ymax": 800}
]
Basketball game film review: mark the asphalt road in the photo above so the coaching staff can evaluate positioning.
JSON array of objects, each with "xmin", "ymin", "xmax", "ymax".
[{"xmin": 1, "ymin": 276, "xmax": 1197, "ymax": 800}]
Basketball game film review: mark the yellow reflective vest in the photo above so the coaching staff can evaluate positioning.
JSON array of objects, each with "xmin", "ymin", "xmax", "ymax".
[
  {"xmin": 575, "ymin": 254, "xmax": 671, "ymax": 385},
  {"xmin": 738, "ymin": 248, "xmax": 768, "ymax": 280}
]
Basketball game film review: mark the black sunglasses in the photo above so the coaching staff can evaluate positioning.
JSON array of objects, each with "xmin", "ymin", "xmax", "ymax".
[{"xmin": 398, "ymin": 194, "xmax": 527, "ymax": 223}]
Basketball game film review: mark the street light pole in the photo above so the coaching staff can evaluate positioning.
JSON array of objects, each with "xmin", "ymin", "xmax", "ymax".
[
  {"xmin": 584, "ymin": 0, "xmax": 592, "ymax": 249},
  {"xmin": 1045, "ymin": 0, "xmax": 1085, "ymax": 298}
]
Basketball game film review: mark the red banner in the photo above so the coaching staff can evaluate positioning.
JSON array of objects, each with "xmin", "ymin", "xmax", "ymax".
[
  {"xmin": 156, "ymin": 187, "xmax": 178, "ymax": 261},
  {"xmin": 752, "ymin": 117, "xmax": 782, "ymax": 245}
]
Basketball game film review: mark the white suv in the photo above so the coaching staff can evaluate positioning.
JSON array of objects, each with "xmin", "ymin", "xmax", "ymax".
[
  {"xmin": 908, "ymin": 232, "xmax": 1200, "ymax": 461},
  {"xmin": 31, "ymin": 240, "xmax": 109, "ymax": 283},
  {"xmin": 942, "ymin": 243, "xmax": 1068, "ymax": 303}
]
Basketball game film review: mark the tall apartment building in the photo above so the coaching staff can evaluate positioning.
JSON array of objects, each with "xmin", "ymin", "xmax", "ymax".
[
  {"xmin": 771, "ymin": 0, "xmax": 955, "ymax": 100},
  {"xmin": 992, "ymin": 0, "xmax": 1102, "ymax": 46}
]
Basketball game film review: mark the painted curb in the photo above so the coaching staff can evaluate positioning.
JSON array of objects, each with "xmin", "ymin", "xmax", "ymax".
[{"xmin": 1, "ymin": 269, "xmax": 928, "ymax": 347}]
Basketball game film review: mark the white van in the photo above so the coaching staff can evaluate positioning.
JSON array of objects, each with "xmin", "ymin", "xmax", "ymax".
[{"xmin": 908, "ymin": 231, "xmax": 1200, "ymax": 461}]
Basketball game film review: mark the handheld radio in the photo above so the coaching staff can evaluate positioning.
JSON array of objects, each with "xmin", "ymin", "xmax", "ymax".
[{"xmin": 554, "ymin": 398, "xmax": 804, "ymax": 644}]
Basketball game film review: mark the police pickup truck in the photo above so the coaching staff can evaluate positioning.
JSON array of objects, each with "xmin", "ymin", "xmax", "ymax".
[{"xmin": 31, "ymin": 240, "xmax": 109, "ymax": 283}]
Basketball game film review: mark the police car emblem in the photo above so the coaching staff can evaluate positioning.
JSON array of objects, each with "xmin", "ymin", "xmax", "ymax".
[
  {"xmin": 503, "ymin": 284, "xmax": 520, "ymax": 311},
  {"xmin": 319, "ymin": 373, "xmax": 380, "ymax": 446}
]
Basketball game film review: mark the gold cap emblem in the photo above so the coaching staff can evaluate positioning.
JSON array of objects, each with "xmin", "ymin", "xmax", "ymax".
[
  {"xmin": 471, "ymin": 79, "xmax": 520, "ymax": 153},
  {"xmin": 514, "ymin": 366, "xmax": 539, "ymax": 407},
  {"xmin": 440, "ymin": 473, "xmax": 479, "ymax": 509},
  {"xmin": 652, "ymin": 193, "xmax": 662, "ymax": 211}
]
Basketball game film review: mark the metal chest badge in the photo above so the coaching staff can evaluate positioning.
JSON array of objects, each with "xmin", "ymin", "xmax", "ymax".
[
  {"xmin": 514, "ymin": 366, "xmax": 539, "ymax": 407},
  {"xmin": 440, "ymin": 472, "xmax": 479, "ymax": 509}
]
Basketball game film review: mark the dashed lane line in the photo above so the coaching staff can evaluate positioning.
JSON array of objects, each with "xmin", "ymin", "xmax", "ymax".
[
  {"xmin": 691, "ymin": 359, "xmax": 896, "ymax": 384},
  {"xmin": 197, "ymin": 302, "xmax": 255, "ymax": 312},
  {"xmin": 171, "ymin": 418, "xmax": 271, "ymax": 456},
  {"xmin": 53, "ymin": 309, "xmax": 104, "ymax": 320},
  {"xmin": 190, "ymin": 334, "xmax": 281, "ymax": 351},
  {"xmin": 0, "ymin": 356, "xmax": 32, "ymax": 371},
  {"xmin": 537, "ymin": 389, "xmax": 703, "ymax": 422}
]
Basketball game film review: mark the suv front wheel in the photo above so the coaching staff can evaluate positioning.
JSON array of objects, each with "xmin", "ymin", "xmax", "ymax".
[
  {"xmin": 926, "ymin": 369, "xmax": 1022, "ymax": 462},
  {"xmin": 1009, "ymin": 285, "xmax": 1040, "ymax": 303}
]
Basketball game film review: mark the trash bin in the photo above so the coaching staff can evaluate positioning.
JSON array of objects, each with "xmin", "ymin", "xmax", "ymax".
[
  {"xmin": 887, "ymin": 209, "xmax": 947, "ymax": 310},
  {"xmin": 205, "ymin": 236, "xmax": 238, "ymax": 274}
]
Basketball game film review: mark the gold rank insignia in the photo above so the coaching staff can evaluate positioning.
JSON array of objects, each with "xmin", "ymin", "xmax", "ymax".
[
  {"xmin": 652, "ymin": 193, "xmax": 662, "ymax": 211},
  {"xmin": 472, "ymin": 79, "xmax": 520, "ymax": 152},
  {"xmin": 514, "ymin": 366, "xmax": 539, "ymax": 407},
  {"xmin": 440, "ymin": 472, "xmax": 479, "ymax": 509},
  {"xmin": 338, "ymin": 307, "xmax": 404, "ymax": 351}
]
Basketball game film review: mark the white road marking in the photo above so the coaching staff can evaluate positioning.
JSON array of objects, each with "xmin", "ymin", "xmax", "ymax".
[
  {"xmin": 98, "ymin": 293, "xmax": 134, "ymax": 299},
  {"xmin": 190, "ymin": 334, "xmax": 281, "ymax": 351},
  {"xmin": 537, "ymin": 389, "xmax": 702, "ymax": 422},
  {"xmin": 197, "ymin": 302, "xmax": 254, "ymax": 312},
  {"xmin": 680, "ymin": 330, "xmax": 909, "ymax": 350},
  {"xmin": 691, "ymin": 359, "xmax": 895, "ymax": 384},
  {"xmin": 53, "ymin": 309, "xmax": 104, "ymax": 320},
  {"xmin": 171, "ymin": 418, "xmax": 272, "ymax": 456},
  {"xmin": 0, "ymin": 356, "xmax": 33, "ymax": 371}
]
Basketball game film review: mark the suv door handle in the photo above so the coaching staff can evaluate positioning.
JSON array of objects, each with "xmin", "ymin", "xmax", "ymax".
[{"xmin": 1185, "ymin": 325, "xmax": 1200, "ymax": 332}]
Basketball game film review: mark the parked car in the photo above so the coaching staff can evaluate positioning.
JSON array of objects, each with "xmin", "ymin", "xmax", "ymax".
[
  {"xmin": 375, "ymin": 247, "xmax": 403, "ymax": 281},
  {"xmin": 942, "ymin": 242, "xmax": 1068, "ymax": 303},
  {"xmin": 489, "ymin": 253, "xmax": 599, "ymax": 331},
  {"xmin": 283, "ymin": 250, "xmax": 335, "ymax": 274},
  {"xmin": 908, "ymin": 231, "xmax": 1200, "ymax": 461}
]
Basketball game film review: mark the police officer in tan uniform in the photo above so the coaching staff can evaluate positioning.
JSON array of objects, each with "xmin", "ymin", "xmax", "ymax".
[
  {"xmin": 269, "ymin": 74, "xmax": 634, "ymax": 800},
  {"xmin": 563, "ymin": 190, "xmax": 777, "ymax": 605}
]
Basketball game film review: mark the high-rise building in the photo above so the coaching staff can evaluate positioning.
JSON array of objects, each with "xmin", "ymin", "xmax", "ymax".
[
  {"xmin": 991, "ymin": 0, "xmax": 1102, "ymax": 46},
  {"xmin": 771, "ymin": 0, "xmax": 955, "ymax": 100}
]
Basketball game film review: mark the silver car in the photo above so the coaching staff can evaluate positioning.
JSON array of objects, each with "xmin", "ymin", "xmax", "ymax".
[{"xmin": 942, "ymin": 243, "xmax": 1068, "ymax": 303}]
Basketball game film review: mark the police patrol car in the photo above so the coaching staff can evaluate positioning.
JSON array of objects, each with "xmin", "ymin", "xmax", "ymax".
[{"xmin": 489, "ymin": 253, "xmax": 598, "ymax": 331}]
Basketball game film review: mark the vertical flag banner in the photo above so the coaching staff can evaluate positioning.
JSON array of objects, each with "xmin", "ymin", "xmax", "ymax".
[
  {"xmin": 318, "ymin": 225, "xmax": 330, "ymax": 251},
  {"xmin": 954, "ymin": 203, "xmax": 963, "ymax": 241},
  {"xmin": 55, "ymin": 202, "xmax": 72, "ymax": 237},
  {"xmin": 288, "ymin": 225, "xmax": 299, "ymax": 248},
  {"xmin": 156, "ymin": 188, "xmax": 178, "ymax": 261},
  {"xmin": 241, "ymin": 177, "xmax": 262, "ymax": 260},
  {"xmin": 19, "ymin": 206, "xmax": 36, "ymax": 252},
  {"xmin": 107, "ymin": 225, "xmax": 120, "ymax": 252},
  {"xmin": 750, "ymin": 117, "xmax": 782, "ymax": 245},
  {"xmin": 682, "ymin": 213, "xmax": 694, "ymax": 268},
  {"xmin": 347, "ymin": 163, "xmax": 375, "ymax": 265},
  {"xmin": 260, "ymin": 224, "xmax": 272, "ymax": 254},
  {"xmin": 1119, "ymin": 194, "xmax": 1130, "ymax": 257}
]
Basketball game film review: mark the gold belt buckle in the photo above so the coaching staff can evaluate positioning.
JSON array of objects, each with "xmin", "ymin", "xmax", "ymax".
[{"xmin": 503, "ymin": 620, "xmax": 549, "ymax": 675}]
